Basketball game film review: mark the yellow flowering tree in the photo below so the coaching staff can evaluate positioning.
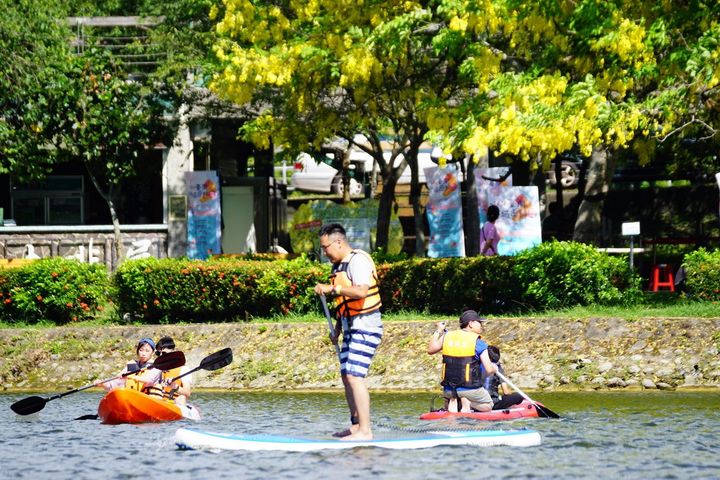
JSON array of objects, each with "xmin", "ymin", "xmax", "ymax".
[
  {"xmin": 210, "ymin": 0, "xmax": 512, "ymax": 253},
  {"xmin": 442, "ymin": 1, "xmax": 720, "ymax": 242},
  {"xmin": 210, "ymin": 0, "xmax": 720, "ymax": 250}
]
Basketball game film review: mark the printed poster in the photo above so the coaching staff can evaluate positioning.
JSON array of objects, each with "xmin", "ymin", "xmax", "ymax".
[
  {"xmin": 425, "ymin": 165, "xmax": 465, "ymax": 258},
  {"xmin": 185, "ymin": 171, "xmax": 222, "ymax": 260},
  {"xmin": 474, "ymin": 167, "xmax": 512, "ymax": 217},
  {"xmin": 482, "ymin": 186, "xmax": 542, "ymax": 256}
]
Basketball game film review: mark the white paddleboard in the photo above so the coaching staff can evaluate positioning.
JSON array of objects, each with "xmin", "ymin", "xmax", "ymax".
[{"xmin": 175, "ymin": 427, "xmax": 541, "ymax": 451}]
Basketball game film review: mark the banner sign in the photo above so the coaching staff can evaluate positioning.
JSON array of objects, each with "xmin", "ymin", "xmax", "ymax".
[
  {"xmin": 474, "ymin": 167, "xmax": 512, "ymax": 219},
  {"xmin": 185, "ymin": 171, "xmax": 222, "ymax": 260},
  {"xmin": 425, "ymin": 165, "xmax": 465, "ymax": 258},
  {"xmin": 482, "ymin": 186, "xmax": 542, "ymax": 256}
]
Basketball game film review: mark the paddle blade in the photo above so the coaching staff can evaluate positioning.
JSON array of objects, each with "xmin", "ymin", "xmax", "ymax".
[
  {"xmin": 199, "ymin": 348, "xmax": 233, "ymax": 371},
  {"xmin": 74, "ymin": 414, "xmax": 100, "ymax": 421},
  {"xmin": 534, "ymin": 403, "xmax": 561, "ymax": 419},
  {"xmin": 152, "ymin": 350, "xmax": 186, "ymax": 371},
  {"xmin": 10, "ymin": 396, "xmax": 47, "ymax": 416}
]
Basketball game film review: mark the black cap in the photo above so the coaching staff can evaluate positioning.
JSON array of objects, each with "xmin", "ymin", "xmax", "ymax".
[{"xmin": 459, "ymin": 310, "xmax": 487, "ymax": 328}]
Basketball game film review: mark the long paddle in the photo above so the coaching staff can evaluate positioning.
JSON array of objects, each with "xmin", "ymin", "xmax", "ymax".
[
  {"xmin": 10, "ymin": 350, "xmax": 186, "ymax": 416},
  {"xmin": 495, "ymin": 370, "xmax": 560, "ymax": 419},
  {"xmin": 319, "ymin": 293, "xmax": 341, "ymax": 358},
  {"xmin": 76, "ymin": 350, "xmax": 229, "ymax": 421}
]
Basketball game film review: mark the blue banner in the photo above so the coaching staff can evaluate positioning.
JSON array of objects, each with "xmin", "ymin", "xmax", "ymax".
[
  {"xmin": 425, "ymin": 165, "xmax": 465, "ymax": 258},
  {"xmin": 185, "ymin": 171, "xmax": 222, "ymax": 259}
]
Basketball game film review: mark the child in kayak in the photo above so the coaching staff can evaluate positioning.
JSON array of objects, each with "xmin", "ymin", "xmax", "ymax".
[
  {"xmin": 98, "ymin": 337, "xmax": 161, "ymax": 391},
  {"xmin": 147, "ymin": 336, "xmax": 193, "ymax": 405},
  {"xmin": 483, "ymin": 345, "xmax": 524, "ymax": 410}
]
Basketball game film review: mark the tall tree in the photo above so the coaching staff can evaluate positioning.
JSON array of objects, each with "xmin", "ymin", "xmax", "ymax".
[
  {"xmin": 1, "ymin": 1, "xmax": 175, "ymax": 261},
  {"xmin": 210, "ymin": 1, "xmax": 491, "ymax": 253}
]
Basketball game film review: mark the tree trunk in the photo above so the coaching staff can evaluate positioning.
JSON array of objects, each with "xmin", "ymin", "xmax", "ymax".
[
  {"xmin": 375, "ymin": 174, "xmax": 400, "ymax": 251},
  {"xmin": 408, "ymin": 145, "xmax": 426, "ymax": 256},
  {"xmin": 464, "ymin": 155, "xmax": 480, "ymax": 256},
  {"xmin": 107, "ymin": 197, "xmax": 124, "ymax": 264},
  {"xmin": 572, "ymin": 147, "xmax": 616, "ymax": 244},
  {"xmin": 85, "ymin": 166, "xmax": 125, "ymax": 265}
]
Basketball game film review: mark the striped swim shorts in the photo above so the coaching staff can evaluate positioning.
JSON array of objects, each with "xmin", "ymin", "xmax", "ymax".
[{"xmin": 339, "ymin": 312, "xmax": 383, "ymax": 378}]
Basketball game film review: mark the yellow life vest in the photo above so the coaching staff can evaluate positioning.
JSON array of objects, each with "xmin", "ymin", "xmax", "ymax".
[
  {"xmin": 144, "ymin": 366, "xmax": 184, "ymax": 400},
  {"xmin": 331, "ymin": 250, "xmax": 382, "ymax": 318},
  {"xmin": 123, "ymin": 361, "xmax": 151, "ymax": 391},
  {"xmin": 441, "ymin": 330, "xmax": 482, "ymax": 389}
]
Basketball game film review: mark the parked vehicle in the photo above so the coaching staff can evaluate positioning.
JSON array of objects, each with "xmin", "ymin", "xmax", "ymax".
[
  {"xmin": 290, "ymin": 144, "xmax": 444, "ymax": 195},
  {"xmin": 290, "ymin": 152, "xmax": 365, "ymax": 196},
  {"xmin": 547, "ymin": 155, "xmax": 582, "ymax": 188}
]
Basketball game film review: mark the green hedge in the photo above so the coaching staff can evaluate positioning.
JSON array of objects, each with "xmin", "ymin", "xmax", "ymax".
[
  {"xmin": 683, "ymin": 248, "xmax": 720, "ymax": 301},
  {"xmin": 0, "ymin": 258, "xmax": 109, "ymax": 324},
  {"xmin": 377, "ymin": 256, "xmax": 523, "ymax": 314},
  {"xmin": 8, "ymin": 242, "xmax": 714, "ymax": 325},
  {"xmin": 113, "ymin": 256, "xmax": 328, "ymax": 322},
  {"xmin": 513, "ymin": 241, "xmax": 643, "ymax": 309}
]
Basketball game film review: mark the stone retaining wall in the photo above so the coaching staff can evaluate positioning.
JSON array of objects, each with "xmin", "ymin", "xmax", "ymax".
[{"xmin": 1, "ymin": 318, "xmax": 718, "ymax": 392}]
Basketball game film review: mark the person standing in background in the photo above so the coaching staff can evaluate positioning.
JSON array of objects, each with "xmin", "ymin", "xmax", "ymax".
[{"xmin": 480, "ymin": 204, "xmax": 501, "ymax": 256}]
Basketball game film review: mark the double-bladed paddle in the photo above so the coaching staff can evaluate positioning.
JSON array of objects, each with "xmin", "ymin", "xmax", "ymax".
[
  {"xmin": 10, "ymin": 350, "xmax": 186, "ymax": 416},
  {"xmin": 319, "ymin": 294, "xmax": 341, "ymax": 358},
  {"xmin": 74, "ymin": 349, "xmax": 230, "ymax": 421},
  {"xmin": 495, "ymin": 371, "xmax": 561, "ymax": 419}
]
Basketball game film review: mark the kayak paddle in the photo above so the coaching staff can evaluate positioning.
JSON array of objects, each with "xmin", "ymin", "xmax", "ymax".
[
  {"xmin": 495, "ymin": 370, "xmax": 561, "ymax": 419},
  {"xmin": 319, "ymin": 294, "xmax": 341, "ymax": 357},
  {"xmin": 10, "ymin": 350, "xmax": 186, "ymax": 416},
  {"xmin": 166, "ymin": 348, "xmax": 233, "ymax": 384}
]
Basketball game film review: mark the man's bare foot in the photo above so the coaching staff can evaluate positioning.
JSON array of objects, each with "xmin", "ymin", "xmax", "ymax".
[
  {"xmin": 448, "ymin": 398, "xmax": 458, "ymax": 413},
  {"xmin": 340, "ymin": 430, "xmax": 373, "ymax": 441},
  {"xmin": 332, "ymin": 425, "xmax": 358, "ymax": 438}
]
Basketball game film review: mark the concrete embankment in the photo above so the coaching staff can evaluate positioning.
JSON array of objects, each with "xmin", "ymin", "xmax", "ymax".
[{"xmin": 1, "ymin": 318, "xmax": 719, "ymax": 392}]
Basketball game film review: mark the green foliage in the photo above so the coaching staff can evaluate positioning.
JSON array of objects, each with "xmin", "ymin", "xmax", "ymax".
[
  {"xmin": 683, "ymin": 248, "xmax": 720, "ymax": 301},
  {"xmin": 513, "ymin": 241, "xmax": 642, "ymax": 309},
  {"xmin": 113, "ymin": 256, "xmax": 329, "ymax": 322},
  {"xmin": 289, "ymin": 199, "xmax": 404, "ymax": 256},
  {"xmin": 378, "ymin": 256, "xmax": 523, "ymax": 315},
  {"xmin": 0, "ymin": 258, "xmax": 109, "ymax": 324}
]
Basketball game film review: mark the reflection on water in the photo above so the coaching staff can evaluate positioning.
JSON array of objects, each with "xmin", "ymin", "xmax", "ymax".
[{"xmin": 1, "ymin": 391, "xmax": 719, "ymax": 479}]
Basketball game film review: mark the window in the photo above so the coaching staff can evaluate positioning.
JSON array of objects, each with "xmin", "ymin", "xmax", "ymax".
[{"xmin": 11, "ymin": 176, "xmax": 84, "ymax": 225}]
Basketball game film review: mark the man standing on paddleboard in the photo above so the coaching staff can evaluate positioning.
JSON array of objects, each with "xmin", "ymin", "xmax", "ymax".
[{"xmin": 314, "ymin": 223, "xmax": 383, "ymax": 441}]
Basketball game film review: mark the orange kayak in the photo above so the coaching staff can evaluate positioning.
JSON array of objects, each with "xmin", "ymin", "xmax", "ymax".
[{"xmin": 98, "ymin": 388, "xmax": 200, "ymax": 425}]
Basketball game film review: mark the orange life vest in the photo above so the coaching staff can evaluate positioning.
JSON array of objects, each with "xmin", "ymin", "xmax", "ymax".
[{"xmin": 331, "ymin": 249, "xmax": 382, "ymax": 318}]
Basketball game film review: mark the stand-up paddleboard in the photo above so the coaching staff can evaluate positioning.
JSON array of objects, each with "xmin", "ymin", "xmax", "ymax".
[{"xmin": 175, "ymin": 427, "xmax": 541, "ymax": 451}]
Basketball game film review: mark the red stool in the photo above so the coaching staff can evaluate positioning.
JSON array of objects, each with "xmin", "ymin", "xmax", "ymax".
[{"xmin": 649, "ymin": 264, "xmax": 674, "ymax": 292}]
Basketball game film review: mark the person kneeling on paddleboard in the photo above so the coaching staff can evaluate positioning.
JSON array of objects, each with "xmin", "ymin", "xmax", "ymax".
[
  {"xmin": 97, "ymin": 338, "xmax": 161, "ymax": 391},
  {"xmin": 428, "ymin": 310, "xmax": 496, "ymax": 413}
]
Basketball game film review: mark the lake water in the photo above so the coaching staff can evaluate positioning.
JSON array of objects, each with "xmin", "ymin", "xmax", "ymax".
[{"xmin": 2, "ymin": 391, "xmax": 719, "ymax": 479}]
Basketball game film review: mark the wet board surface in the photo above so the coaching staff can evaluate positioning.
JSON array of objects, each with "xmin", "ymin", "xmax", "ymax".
[{"xmin": 175, "ymin": 427, "xmax": 542, "ymax": 451}]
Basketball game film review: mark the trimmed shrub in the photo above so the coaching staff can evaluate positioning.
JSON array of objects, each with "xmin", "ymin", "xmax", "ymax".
[
  {"xmin": 683, "ymin": 248, "xmax": 720, "ymax": 300},
  {"xmin": 113, "ymin": 256, "xmax": 328, "ymax": 322},
  {"xmin": 513, "ymin": 241, "xmax": 642, "ymax": 309},
  {"xmin": 378, "ymin": 256, "xmax": 522, "ymax": 315},
  {"xmin": 0, "ymin": 258, "xmax": 109, "ymax": 324}
]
